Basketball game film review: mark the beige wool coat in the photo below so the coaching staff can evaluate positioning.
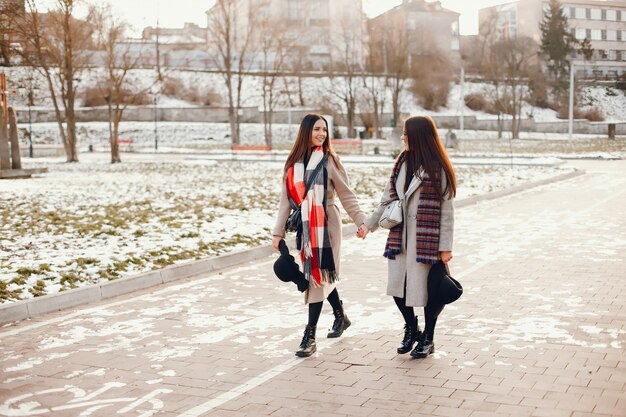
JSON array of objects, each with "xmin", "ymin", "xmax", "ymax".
[
  {"xmin": 273, "ymin": 156, "xmax": 366, "ymax": 304},
  {"xmin": 364, "ymin": 162, "xmax": 455, "ymax": 307}
]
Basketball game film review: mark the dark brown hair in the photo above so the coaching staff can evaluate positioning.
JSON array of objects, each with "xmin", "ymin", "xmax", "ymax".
[
  {"xmin": 283, "ymin": 114, "xmax": 338, "ymax": 174},
  {"xmin": 403, "ymin": 115, "xmax": 456, "ymax": 199}
]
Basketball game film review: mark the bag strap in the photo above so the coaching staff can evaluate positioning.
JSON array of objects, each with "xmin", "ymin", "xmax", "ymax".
[
  {"xmin": 289, "ymin": 154, "xmax": 329, "ymax": 210},
  {"xmin": 304, "ymin": 153, "xmax": 329, "ymax": 197}
]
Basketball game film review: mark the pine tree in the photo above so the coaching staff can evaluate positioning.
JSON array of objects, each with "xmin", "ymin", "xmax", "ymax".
[{"xmin": 539, "ymin": 0, "xmax": 575, "ymax": 100}]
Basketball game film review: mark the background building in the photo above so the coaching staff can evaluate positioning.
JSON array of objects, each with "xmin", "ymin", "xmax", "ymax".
[
  {"xmin": 368, "ymin": 0, "xmax": 461, "ymax": 72},
  {"xmin": 205, "ymin": 0, "xmax": 365, "ymax": 71},
  {"xmin": 0, "ymin": 0, "xmax": 25, "ymax": 66},
  {"xmin": 479, "ymin": 0, "xmax": 626, "ymax": 77}
]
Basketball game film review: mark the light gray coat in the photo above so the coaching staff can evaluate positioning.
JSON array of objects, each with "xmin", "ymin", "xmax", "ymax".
[{"xmin": 364, "ymin": 162, "xmax": 455, "ymax": 307}]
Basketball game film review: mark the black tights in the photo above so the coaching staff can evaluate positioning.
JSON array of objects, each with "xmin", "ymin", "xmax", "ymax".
[
  {"xmin": 307, "ymin": 288, "xmax": 341, "ymax": 327},
  {"xmin": 393, "ymin": 281, "xmax": 445, "ymax": 341}
]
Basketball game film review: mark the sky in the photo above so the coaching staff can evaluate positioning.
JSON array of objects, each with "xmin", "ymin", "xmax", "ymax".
[{"xmin": 95, "ymin": 0, "xmax": 514, "ymax": 37}]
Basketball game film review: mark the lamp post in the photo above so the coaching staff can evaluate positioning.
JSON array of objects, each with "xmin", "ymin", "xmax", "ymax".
[
  {"xmin": 27, "ymin": 89, "xmax": 33, "ymax": 158},
  {"xmin": 568, "ymin": 63, "xmax": 575, "ymax": 141},
  {"xmin": 18, "ymin": 79, "xmax": 36, "ymax": 158},
  {"xmin": 153, "ymin": 93, "xmax": 158, "ymax": 151},
  {"xmin": 104, "ymin": 92, "xmax": 112, "ymax": 149}
]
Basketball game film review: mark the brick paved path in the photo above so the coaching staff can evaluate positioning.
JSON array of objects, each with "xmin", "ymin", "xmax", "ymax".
[{"xmin": 1, "ymin": 160, "xmax": 625, "ymax": 417}]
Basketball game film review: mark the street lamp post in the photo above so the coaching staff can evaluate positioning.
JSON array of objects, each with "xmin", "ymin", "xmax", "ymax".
[
  {"xmin": 18, "ymin": 79, "xmax": 36, "ymax": 158},
  {"xmin": 27, "ymin": 90, "xmax": 33, "ymax": 158},
  {"xmin": 568, "ymin": 64, "xmax": 575, "ymax": 141},
  {"xmin": 153, "ymin": 94, "xmax": 158, "ymax": 151}
]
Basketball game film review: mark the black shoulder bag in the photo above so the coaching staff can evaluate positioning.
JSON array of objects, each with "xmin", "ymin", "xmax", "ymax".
[{"xmin": 285, "ymin": 154, "xmax": 329, "ymax": 233}]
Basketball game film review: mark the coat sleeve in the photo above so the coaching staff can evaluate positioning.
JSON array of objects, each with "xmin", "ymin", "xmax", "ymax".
[
  {"xmin": 272, "ymin": 179, "xmax": 291, "ymax": 237},
  {"xmin": 329, "ymin": 157, "xmax": 366, "ymax": 226},
  {"xmin": 438, "ymin": 173, "xmax": 455, "ymax": 251},
  {"xmin": 363, "ymin": 179, "xmax": 391, "ymax": 232}
]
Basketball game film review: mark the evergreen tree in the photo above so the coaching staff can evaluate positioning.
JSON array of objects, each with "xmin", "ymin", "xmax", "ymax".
[{"xmin": 539, "ymin": 0, "xmax": 575, "ymax": 100}]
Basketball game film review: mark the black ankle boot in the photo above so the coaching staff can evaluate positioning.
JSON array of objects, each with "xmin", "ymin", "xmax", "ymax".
[
  {"xmin": 296, "ymin": 325, "xmax": 317, "ymax": 357},
  {"xmin": 410, "ymin": 333, "xmax": 434, "ymax": 358},
  {"xmin": 327, "ymin": 301, "xmax": 351, "ymax": 338},
  {"xmin": 397, "ymin": 317, "xmax": 421, "ymax": 354}
]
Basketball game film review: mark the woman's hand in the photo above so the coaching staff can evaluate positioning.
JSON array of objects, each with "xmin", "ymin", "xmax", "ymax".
[
  {"xmin": 272, "ymin": 235, "xmax": 283, "ymax": 251},
  {"xmin": 440, "ymin": 251, "xmax": 453, "ymax": 263},
  {"xmin": 357, "ymin": 224, "xmax": 370, "ymax": 239}
]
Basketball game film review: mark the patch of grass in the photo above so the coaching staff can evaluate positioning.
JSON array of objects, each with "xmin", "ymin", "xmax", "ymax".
[
  {"xmin": 29, "ymin": 280, "xmax": 47, "ymax": 297},
  {"xmin": 75, "ymin": 257, "xmax": 100, "ymax": 268},
  {"xmin": 60, "ymin": 272, "xmax": 82, "ymax": 289},
  {"xmin": 0, "ymin": 281, "xmax": 23, "ymax": 301}
]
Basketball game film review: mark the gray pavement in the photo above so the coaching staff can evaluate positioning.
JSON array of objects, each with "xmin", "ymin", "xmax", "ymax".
[{"xmin": 1, "ymin": 159, "xmax": 625, "ymax": 417}]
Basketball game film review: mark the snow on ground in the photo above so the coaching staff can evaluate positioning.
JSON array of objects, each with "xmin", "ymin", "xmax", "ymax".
[{"xmin": 0, "ymin": 153, "xmax": 572, "ymax": 304}]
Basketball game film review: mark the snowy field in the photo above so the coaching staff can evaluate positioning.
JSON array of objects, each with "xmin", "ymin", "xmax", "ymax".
[{"xmin": 0, "ymin": 153, "xmax": 573, "ymax": 304}]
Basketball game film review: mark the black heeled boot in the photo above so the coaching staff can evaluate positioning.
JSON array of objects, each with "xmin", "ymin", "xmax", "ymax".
[
  {"xmin": 397, "ymin": 317, "xmax": 421, "ymax": 354},
  {"xmin": 410, "ymin": 332, "xmax": 434, "ymax": 358},
  {"xmin": 327, "ymin": 301, "xmax": 351, "ymax": 338},
  {"xmin": 295, "ymin": 325, "xmax": 317, "ymax": 357}
]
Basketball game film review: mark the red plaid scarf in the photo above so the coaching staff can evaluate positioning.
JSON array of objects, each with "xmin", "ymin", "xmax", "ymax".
[
  {"xmin": 286, "ymin": 147, "xmax": 336, "ymax": 287},
  {"xmin": 384, "ymin": 151, "xmax": 442, "ymax": 264}
]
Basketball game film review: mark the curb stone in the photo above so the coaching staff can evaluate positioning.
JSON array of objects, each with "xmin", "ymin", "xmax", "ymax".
[{"xmin": 0, "ymin": 169, "xmax": 585, "ymax": 326}]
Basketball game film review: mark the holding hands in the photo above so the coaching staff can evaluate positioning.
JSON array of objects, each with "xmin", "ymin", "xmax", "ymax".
[{"xmin": 356, "ymin": 224, "xmax": 369, "ymax": 239}]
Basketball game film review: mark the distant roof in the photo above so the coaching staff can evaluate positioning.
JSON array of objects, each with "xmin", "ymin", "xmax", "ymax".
[{"xmin": 377, "ymin": 0, "xmax": 460, "ymax": 17}]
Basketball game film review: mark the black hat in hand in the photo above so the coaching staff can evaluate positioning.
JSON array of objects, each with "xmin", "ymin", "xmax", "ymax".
[
  {"xmin": 427, "ymin": 261, "xmax": 462, "ymax": 305},
  {"xmin": 273, "ymin": 240, "xmax": 309, "ymax": 292}
]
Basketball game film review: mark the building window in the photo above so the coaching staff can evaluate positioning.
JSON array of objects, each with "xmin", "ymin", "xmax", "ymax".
[
  {"xmin": 575, "ymin": 7, "xmax": 586, "ymax": 19},
  {"xmin": 451, "ymin": 21, "xmax": 459, "ymax": 36},
  {"xmin": 622, "ymin": 31, "xmax": 626, "ymax": 40},
  {"xmin": 590, "ymin": 8, "xmax": 601, "ymax": 20},
  {"xmin": 623, "ymin": 10, "xmax": 626, "ymax": 21},
  {"xmin": 606, "ymin": 9, "xmax": 617, "ymax": 21},
  {"xmin": 608, "ymin": 50, "xmax": 616, "ymax": 60},
  {"xmin": 310, "ymin": 0, "xmax": 329, "ymax": 20},
  {"xmin": 575, "ymin": 28, "xmax": 586, "ymax": 40},
  {"xmin": 607, "ymin": 30, "xmax": 617, "ymax": 41},
  {"xmin": 591, "ymin": 29, "xmax": 601, "ymax": 40},
  {"xmin": 288, "ymin": 0, "xmax": 301, "ymax": 21}
]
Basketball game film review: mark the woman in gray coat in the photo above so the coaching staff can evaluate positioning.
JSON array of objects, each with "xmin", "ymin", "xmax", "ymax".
[
  {"xmin": 273, "ymin": 114, "xmax": 366, "ymax": 358},
  {"xmin": 359, "ymin": 116, "xmax": 456, "ymax": 358}
]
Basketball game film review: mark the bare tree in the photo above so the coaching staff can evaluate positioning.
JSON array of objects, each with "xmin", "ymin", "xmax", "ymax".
[
  {"xmin": 11, "ymin": 0, "xmax": 92, "ymax": 162},
  {"xmin": 362, "ymin": 33, "xmax": 386, "ymax": 139},
  {"xmin": 382, "ymin": 20, "xmax": 409, "ymax": 131},
  {"xmin": 495, "ymin": 36, "xmax": 538, "ymax": 139},
  {"xmin": 92, "ymin": 3, "xmax": 150, "ymax": 163},
  {"xmin": 327, "ymin": 23, "xmax": 364, "ymax": 138},
  {"xmin": 258, "ymin": 13, "xmax": 294, "ymax": 149},
  {"xmin": 477, "ymin": 9, "xmax": 506, "ymax": 138},
  {"xmin": 207, "ymin": 0, "xmax": 261, "ymax": 147}
]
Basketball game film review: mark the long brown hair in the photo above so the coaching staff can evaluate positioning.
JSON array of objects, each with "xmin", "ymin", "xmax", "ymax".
[
  {"xmin": 403, "ymin": 116, "xmax": 456, "ymax": 199},
  {"xmin": 283, "ymin": 114, "xmax": 338, "ymax": 174}
]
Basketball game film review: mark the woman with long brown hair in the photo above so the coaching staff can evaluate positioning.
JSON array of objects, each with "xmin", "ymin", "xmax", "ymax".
[
  {"xmin": 272, "ymin": 114, "xmax": 366, "ymax": 357},
  {"xmin": 359, "ymin": 115, "xmax": 456, "ymax": 358}
]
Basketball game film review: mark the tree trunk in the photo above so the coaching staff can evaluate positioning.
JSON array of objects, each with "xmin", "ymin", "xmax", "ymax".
[
  {"xmin": 0, "ymin": 104, "xmax": 10, "ymax": 170},
  {"xmin": 66, "ymin": 104, "xmax": 78, "ymax": 162},
  {"xmin": 8, "ymin": 107, "xmax": 21, "ymax": 169},
  {"xmin": 111, "ymin": 115, "xmax": 121, "ymax": 163}
]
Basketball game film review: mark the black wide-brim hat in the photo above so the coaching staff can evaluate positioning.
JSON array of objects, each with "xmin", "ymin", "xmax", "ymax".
[
  {"xmin": 427, "ymin": 261, "xmax": 462, "ymax": 305},
  {"xmin": 273, "ymin": 240, "xmax": 308, "ymax": 293}
]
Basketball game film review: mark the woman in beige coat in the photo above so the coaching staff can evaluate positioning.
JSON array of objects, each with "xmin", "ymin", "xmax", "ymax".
[
  {"xmin": 359, "ymin": 116, "xmax": 456, "ymax": 359},
  {"xmin": 272, "ymin": 114, "xmax": 365, "ymax": 358}
]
